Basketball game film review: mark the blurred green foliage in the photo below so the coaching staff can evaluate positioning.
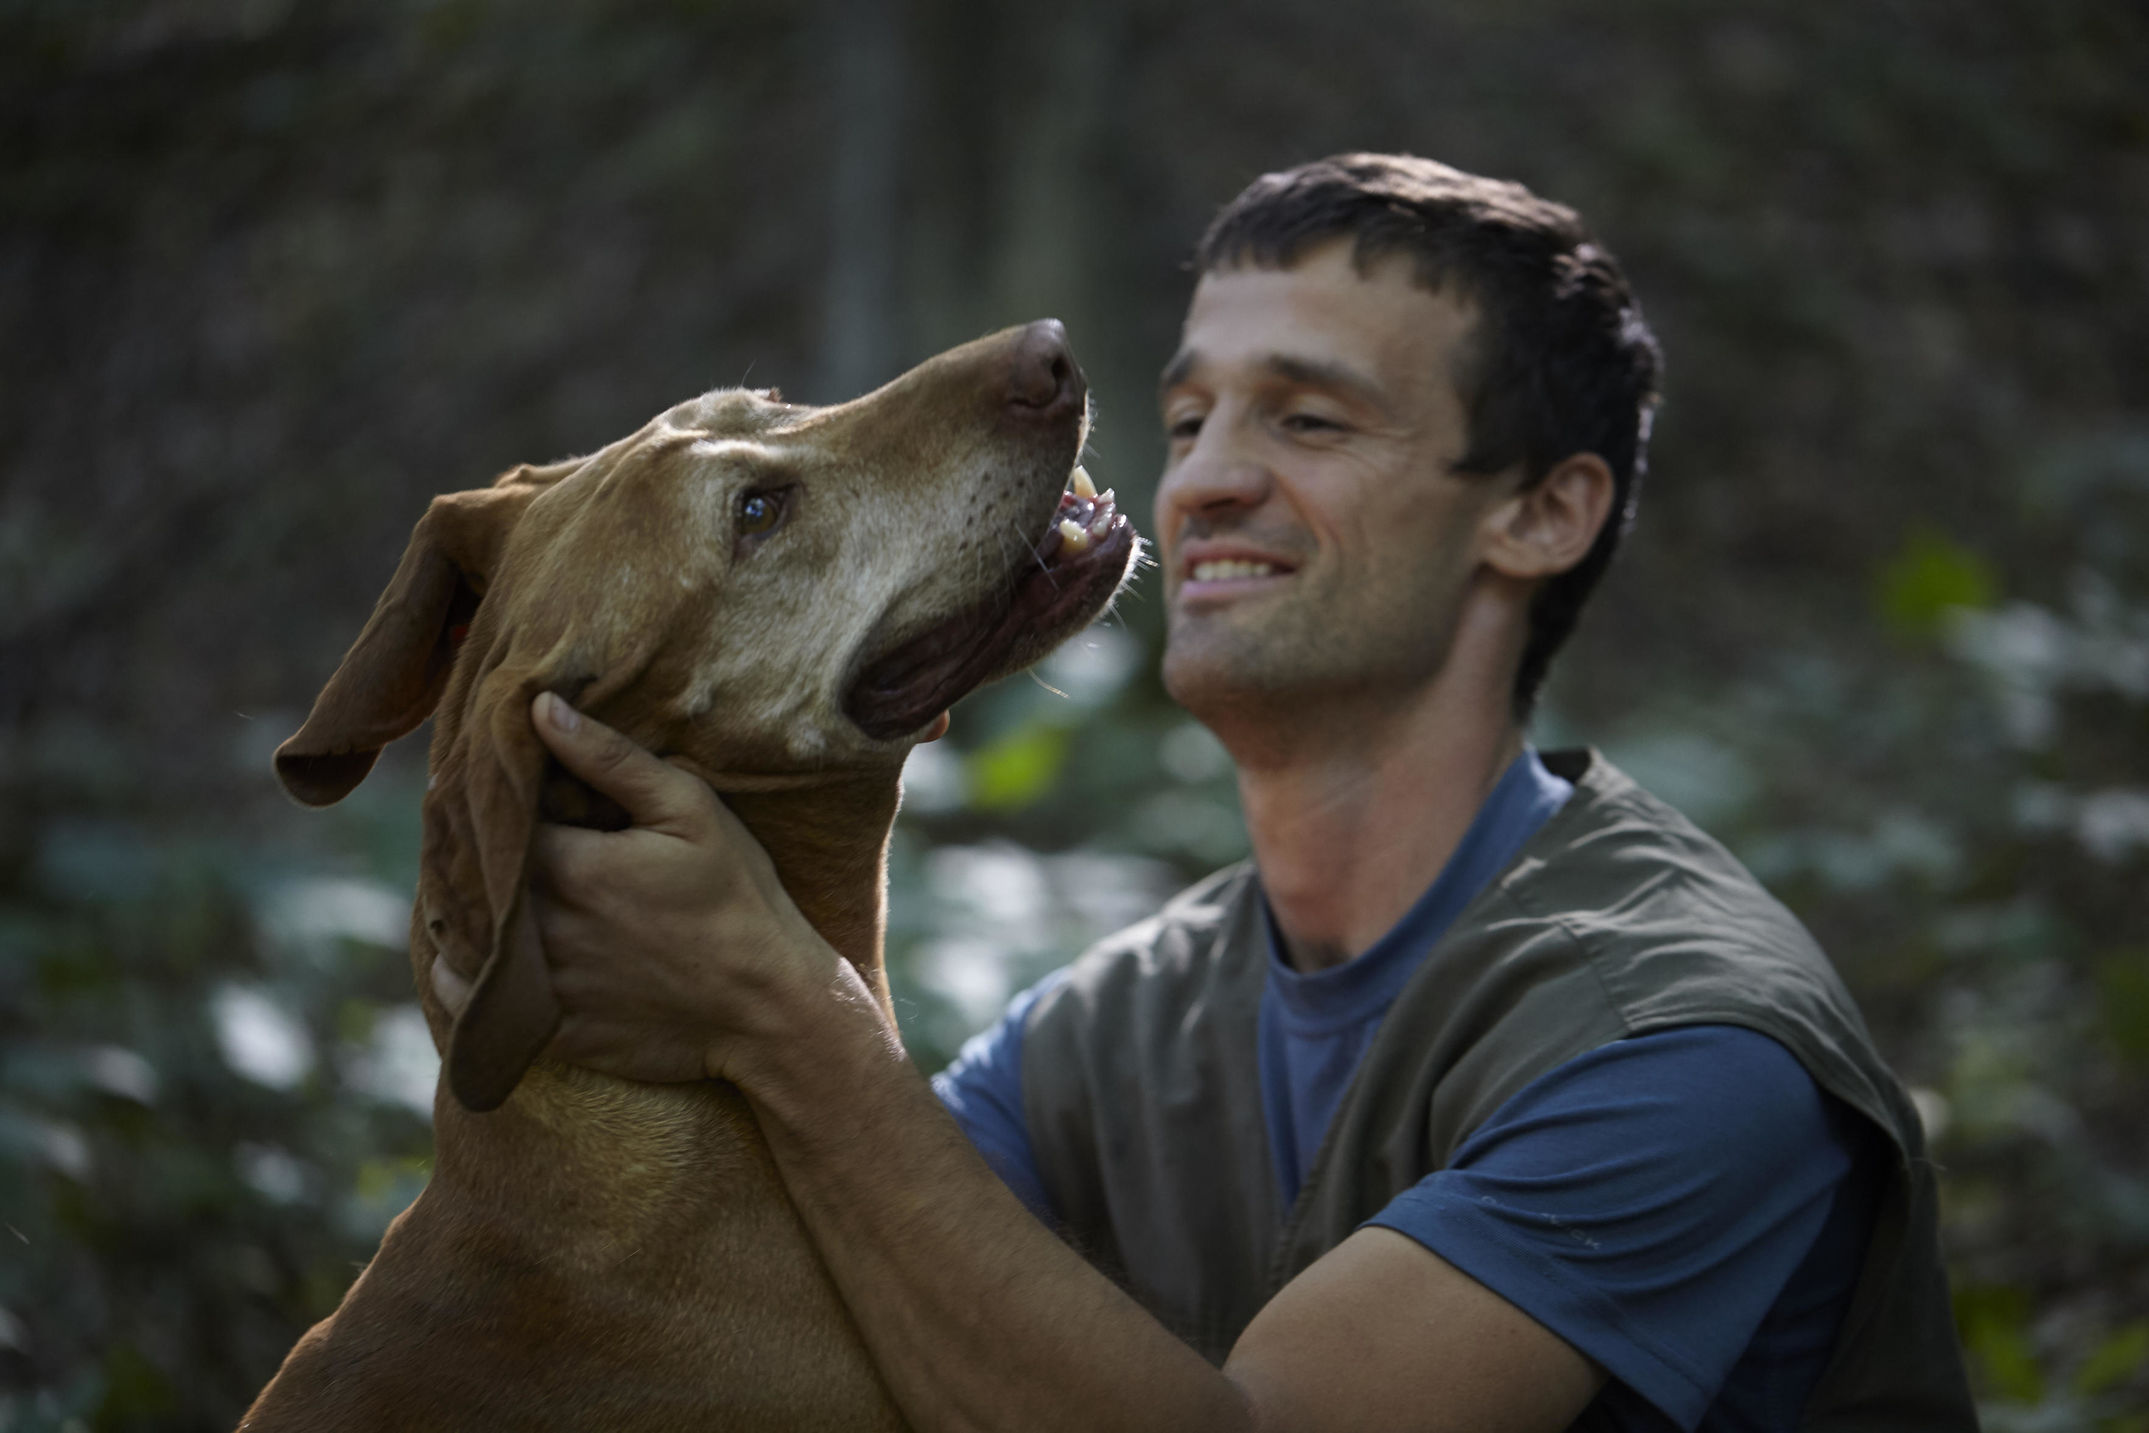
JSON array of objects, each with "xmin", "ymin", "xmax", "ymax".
[
  {"xmin": 3, "ymin": 0, "xmax": 2145, "ymax": 1427},
  {"xmin": 1879, "ymin": 530, "xmax": 1997, "ymax": 639},
  {"xmin": 965, "ymin": 720, "xmax": 1073, "ymax": 814}
]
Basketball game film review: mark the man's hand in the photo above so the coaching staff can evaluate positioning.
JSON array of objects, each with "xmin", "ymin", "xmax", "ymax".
[{"xmin": 520, "ymin": 691, "xmax": 849, "ymax": 1086}]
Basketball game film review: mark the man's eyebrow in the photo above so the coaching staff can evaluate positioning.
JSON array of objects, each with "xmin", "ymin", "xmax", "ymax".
[
  {"xmin": 1261, "ymin": 354, "xmax": 1388, "ymax": 408},
  {"xmin": 1158, "ymin": 348, "xmax": 1196, "ymax": 395},
  {"xmin": 1156, "ymin": 349, "xmax": 1389, "ymax": 410}
]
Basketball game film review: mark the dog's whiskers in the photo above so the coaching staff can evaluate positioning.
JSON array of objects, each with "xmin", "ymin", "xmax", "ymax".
[{"xmin": 1010, "ymin": 517, "xmax": 1060, "ymax": 588}]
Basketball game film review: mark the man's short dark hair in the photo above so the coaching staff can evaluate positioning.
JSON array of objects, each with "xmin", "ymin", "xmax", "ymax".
[{"xmin": 1194, "ymin": 153, "xmax": 1664, "ymax": 718}]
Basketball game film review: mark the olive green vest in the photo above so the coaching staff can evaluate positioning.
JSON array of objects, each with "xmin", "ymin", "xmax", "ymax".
[{"xmin": 1021, "ymin": 750, "xmax": 1977, "ymax": 1430}]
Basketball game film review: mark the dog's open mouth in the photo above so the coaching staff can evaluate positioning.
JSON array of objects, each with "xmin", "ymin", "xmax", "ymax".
[{"xmin": 843, "ymin": 467, "xmax": 1137, "ymax": 741}]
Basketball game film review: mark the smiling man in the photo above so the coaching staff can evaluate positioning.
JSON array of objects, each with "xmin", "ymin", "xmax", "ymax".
[{"xmin": 523, "ymin": 155, "xmax": 1977, "ymax": 1430}]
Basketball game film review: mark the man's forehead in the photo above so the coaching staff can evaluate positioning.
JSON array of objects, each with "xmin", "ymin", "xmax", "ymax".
[{"xmin": 1162, "ymin": 248, "xmax": 1476, "ymax": 394}]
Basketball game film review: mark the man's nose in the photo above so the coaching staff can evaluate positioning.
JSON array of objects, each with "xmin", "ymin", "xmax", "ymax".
[{"xmin": 1154, "ymin": 419, "xmax": 1273, "ymax": 528}]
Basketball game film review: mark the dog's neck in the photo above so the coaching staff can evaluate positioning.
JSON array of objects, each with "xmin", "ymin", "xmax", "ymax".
[
  {"xmin": 423, "ymin": 765, "xmax": 903, "ymax": 1242},
  {"xmin": 722, "ymin": 769, "xmax": 903, "ymax": 1009},
  {"xmin": 527, "ymin": 753, "xmax": 903, "ymax": 996}
]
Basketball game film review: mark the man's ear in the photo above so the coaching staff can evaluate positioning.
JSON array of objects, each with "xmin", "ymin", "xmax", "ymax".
[
  {"xmin": 273, "ymin": 466, "xmax": 565, "ymax": 806},
  {"xmin": 1479, "ymin": 453, "xmax": 1616, "ymax": 582}
]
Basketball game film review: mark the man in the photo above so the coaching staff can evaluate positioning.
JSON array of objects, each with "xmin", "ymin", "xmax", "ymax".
[{"xmin": 522, "ymin": 155, "xmax": 1977, "ymax": 1430}]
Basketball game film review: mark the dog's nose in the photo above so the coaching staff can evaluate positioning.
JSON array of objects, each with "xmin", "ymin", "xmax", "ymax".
[{"xmin": 1005, "ymin": 319, "xmax": 1084, "ymax": 415}]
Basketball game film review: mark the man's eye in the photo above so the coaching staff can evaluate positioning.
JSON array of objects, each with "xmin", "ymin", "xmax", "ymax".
[
  {"xmin": 1282, "ymin": 413, "xmax": 1342, "ymax": 433},
  {"xmin": 736, "ymin": 489, "xmax": 787, "ymax": 537},
  {"xmin": 1166, "ymin": 413, "xmax": 1205, "ymax": 441}
]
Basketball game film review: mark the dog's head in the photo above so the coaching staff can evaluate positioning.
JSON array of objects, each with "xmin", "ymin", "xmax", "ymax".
[{"xmin": 275, "ymin": 321, "xmax": 1138, "ymax": 1112}]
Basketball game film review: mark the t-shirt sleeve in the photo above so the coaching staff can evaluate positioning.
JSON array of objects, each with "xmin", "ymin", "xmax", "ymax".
[
  {"xmin": 930, "ymin": 967, "xmax": 1071, "ymax": 1221},
  {"xmin": 1363, "ymin": 1025, "xmax": 1858, "ymax": 1431}
]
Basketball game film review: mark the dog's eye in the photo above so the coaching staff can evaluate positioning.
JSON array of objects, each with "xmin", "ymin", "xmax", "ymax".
[{"xmin": 736, "ymin": 489, "xmax": 786, "ymax": 537}]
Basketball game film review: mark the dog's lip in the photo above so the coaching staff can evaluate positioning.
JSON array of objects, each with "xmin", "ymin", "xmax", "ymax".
[{"xmin": 843, "ymin": 489, "xmax": 1137, "ymax": 741}]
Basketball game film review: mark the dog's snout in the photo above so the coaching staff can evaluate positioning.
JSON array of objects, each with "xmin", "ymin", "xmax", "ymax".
[{"xmin": 1005, "ymin": 318, "xmax": 1083, "ymax": 416}]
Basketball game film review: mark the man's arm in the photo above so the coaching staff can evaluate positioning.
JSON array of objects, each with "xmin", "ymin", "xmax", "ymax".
[{"xmin": 525, "ymin": 695, "xmax": 1605, "ymax": 1433}]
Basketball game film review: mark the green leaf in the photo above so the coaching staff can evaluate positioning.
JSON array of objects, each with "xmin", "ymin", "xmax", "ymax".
[
  {"xmin": 1956, "ymin": 1283, "xmax": 2045, "ymax": 1403},
  {"xmin": 2077, "ymin": 1320, "xmax": 2149, "ymax": 1397},
  {"xmin": 1877, "ymin": 529, "xmax": 1998, "ymax": 638},
  {"xmin": 95, "ymin": 1341, "xmax": 179, "ymax": 1423},
  {"xmin": 965, "ymin": 723, "xmax": 1071, "ymax": 812},
  {"xmin": 2098, "ymin": 953, "xmax": 2149, "ymax": 1067}
]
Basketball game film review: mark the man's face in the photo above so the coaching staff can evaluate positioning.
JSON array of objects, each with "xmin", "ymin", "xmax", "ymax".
[{"xmin": 1153, "ymin": 239, "xmax": 1514, "ymax": 724}]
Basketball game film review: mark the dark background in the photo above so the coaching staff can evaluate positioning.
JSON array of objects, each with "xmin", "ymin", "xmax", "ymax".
[{"xmin": 4, "ymin": 1, "xmax": 2146, "ymax": 1427}]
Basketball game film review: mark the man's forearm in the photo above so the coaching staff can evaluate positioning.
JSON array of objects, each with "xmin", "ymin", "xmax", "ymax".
[
  {"xmin": 733, "ymin": 969, "xmax": 1253, "ymax": 1433},
  {"xmin": 523, "ymin": 698, "xmax": 1606, "ymax": 1433}
]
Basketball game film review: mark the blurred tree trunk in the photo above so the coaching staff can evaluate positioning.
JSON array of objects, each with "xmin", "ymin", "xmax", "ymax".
[{"xmin": 816, "ymin": 0, "xmax": 907, "ymax": 400}]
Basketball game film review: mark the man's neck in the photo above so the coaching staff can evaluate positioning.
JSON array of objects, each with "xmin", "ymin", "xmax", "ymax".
[{"xmin": 1221, "ymin": 608, "xmax": 1526, "ymax": 974}]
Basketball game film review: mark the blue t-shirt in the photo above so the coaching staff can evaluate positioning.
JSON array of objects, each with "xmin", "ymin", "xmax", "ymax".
[
  {"xmin": 1259, "ymin": 747, "xmax": 1576, "ymax": 1205},
  {"xmin": 933, "ymin": 750, "xmax": 1877, "ymax": 1431},
  {"xmin": 1370, "ymin": 1026, "xmax": 1880, "ymax": 1432}
]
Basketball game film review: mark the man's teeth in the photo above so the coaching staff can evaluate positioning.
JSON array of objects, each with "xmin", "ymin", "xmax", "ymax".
[
  {"xmin": 1191, "ymin": 560, "xmax": 1278, "ymax": 582},
  {"xmin": 1059, "ymin": 518, "xmax": 1091, "ymax": 552},
  {"xmin": 1070, "ymin": 466, "xmax": 1097, "ymax": 500}
]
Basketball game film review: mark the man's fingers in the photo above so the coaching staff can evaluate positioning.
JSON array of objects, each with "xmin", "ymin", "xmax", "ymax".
[
  {"xmin": 529, "ymin": 821, "xmax": 648, "ymax": 903},
  {"xmin": 532, "ymin": 818, "xmax": 600, "ymax": 870},
  {"xmin": 530, "ymin": 692, "xmax": 705, "ymax": 831}
]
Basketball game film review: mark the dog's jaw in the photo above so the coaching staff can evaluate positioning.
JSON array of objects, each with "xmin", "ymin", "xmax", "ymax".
[{"xmin": 843, "ymin": 473, "xmax": 1139, "ymax": 742}]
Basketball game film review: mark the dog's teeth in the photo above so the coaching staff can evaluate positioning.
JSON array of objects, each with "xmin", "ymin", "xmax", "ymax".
[
  {"xmin": 1058, "ymin": 518, "xmax": 1090, "ymax": 552},
  {"xmin": 1096, "ymin": 487, "xmax": 1115, "ymax": 508},
  {"xmin": 1070, "ymin": 466, "xmax": 1098, "ymax": 500},
  {"xmin": 1088, "ymin": 511, "xmax": 1112, "ymax": 538}
]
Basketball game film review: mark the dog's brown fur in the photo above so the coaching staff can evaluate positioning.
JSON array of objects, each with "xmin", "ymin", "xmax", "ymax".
[{"xmin": 240, "ymin": 323, "xmax": 1136, "ymax": 1431}]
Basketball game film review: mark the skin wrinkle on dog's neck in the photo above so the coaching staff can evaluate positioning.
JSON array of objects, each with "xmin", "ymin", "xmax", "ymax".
[
  {"xmin": 419, "ymin": 737, "xmax": 907, "ymax": 1071},
  {"xmin": 409, "ymin": 635, "xmax": 912, "ymax": 1266},
  {"xmin": 424, "ymin": 772, "xmax": 906, "ymax": 1254},
  {"xmin": 397, "ymin": 718, "xmax": 921, "ymax": 1319},
  {"xmin": 725, "ymin": 773, "xmax": 904, "ymax": 1000},
  {"xmin": 407, "ymin": 700, "xmax": 912, "ymax": 1272}
]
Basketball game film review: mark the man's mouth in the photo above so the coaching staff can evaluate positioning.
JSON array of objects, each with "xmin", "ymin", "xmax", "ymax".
[
  {"xmin": 1188, "ymin": 559, "xmax": 1282, "ymax": 582},
  {"xmin": 1178, "ymin": 546, "xmax": 1296, "ymax": 598},
  {"xmin": 843, "ymin": 466, "xmax": 1138, "ymax": 741}
]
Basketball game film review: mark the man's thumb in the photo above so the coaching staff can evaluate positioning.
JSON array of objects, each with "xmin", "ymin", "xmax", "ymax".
[{"xmin": 530, "ymin": 692, "xmax": 689, "ymax": 827}]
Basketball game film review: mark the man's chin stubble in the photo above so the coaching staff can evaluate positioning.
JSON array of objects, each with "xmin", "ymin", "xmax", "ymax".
[{"xmin": 1161, "ymin": 629, "xmax": 1324, "ymax": 718}]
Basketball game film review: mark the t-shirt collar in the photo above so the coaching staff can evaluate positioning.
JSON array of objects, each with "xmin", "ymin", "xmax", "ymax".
[{"xmin": 1262, "ymin": 747, "xmax": 1574, "ymax": 1032}]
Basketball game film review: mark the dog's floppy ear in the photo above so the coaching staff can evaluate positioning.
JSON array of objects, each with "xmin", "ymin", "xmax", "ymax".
[
  {"xmin": 444, "ymin": 664, "xmax": 564, "ymax": 1113},
  {"xmin": 274, "ymin": 468, "xmax": 558, "ymax": 806}
]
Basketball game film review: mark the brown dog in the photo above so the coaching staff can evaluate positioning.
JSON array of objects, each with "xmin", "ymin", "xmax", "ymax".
[{"xmin": 240, "ymin": 322, "xmax": 1137, "ymax": 1431}]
